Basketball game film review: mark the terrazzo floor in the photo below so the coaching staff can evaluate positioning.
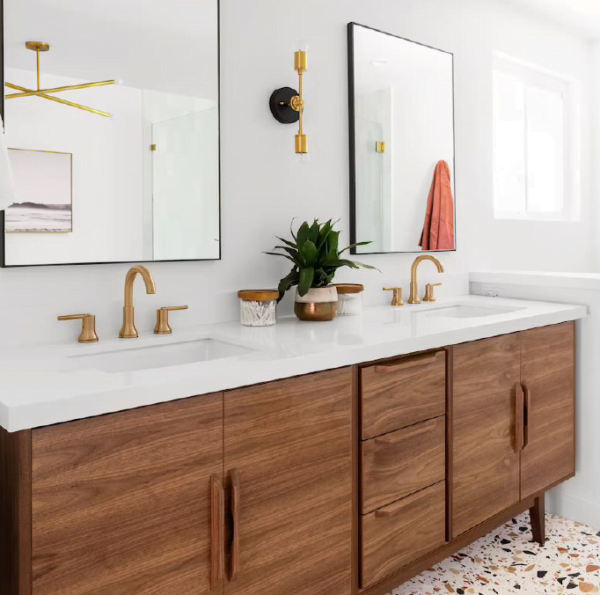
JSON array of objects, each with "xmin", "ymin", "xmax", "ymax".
[{"xmin": 392, "ymin": 513, "xmax": 600, "ymax": 594}]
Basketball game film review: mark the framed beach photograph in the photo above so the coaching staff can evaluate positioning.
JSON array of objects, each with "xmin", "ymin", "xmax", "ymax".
[{"xmin": 5, "ymin": 149, "xmax": 73, "ymax": 233}]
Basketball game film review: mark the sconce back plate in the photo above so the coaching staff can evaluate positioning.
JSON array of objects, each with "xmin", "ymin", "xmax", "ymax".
[{"xmin": 269, "ymin": 87, "xmax": 300, "ymax": 124}]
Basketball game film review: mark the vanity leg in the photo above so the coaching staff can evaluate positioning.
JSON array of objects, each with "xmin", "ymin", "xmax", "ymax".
[{"xmin": 530, "ymin": 495, "xmax": 546, "ymax": 545}]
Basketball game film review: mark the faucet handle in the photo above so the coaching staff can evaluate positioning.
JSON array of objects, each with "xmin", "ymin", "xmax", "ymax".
[
  {"xmin": 383, "ymin": 287, "xmax": 404, "ymax": 307},
  {"xmin": 423, "ymin": 283, "xmax": 442, "ymax": 303},
  {"xmin": 58, "ymin": 314, "xmax": 99, "ymax": 344},
  {"xmin": 155, "ymin": 306, "xmax": 189, "ymax": 335}
]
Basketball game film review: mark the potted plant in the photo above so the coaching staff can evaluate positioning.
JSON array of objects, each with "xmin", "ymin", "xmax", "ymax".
[{"xmin": 267, "ymin": 219, "xmax": 376, "ymax": 321}]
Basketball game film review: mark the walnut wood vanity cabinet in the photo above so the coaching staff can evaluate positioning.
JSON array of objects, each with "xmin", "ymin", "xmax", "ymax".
[
  {"xmin": 357, "ymin": 321, "xmax": 575, "ymax": 594},
  {"xmin": 222, "ymin": 371, "xmax": 352, "ymax": 595},
  {"xmin": 0, "ymin": 368, "xmax": 353, "ymax": 595},
  {"xmin": 358, "ymin": 350, "xmax": 448, "ymax": 588},
  {"xmin": 0, "ymin": 322, "xmax": 576, "ymax": 595},
  {"xmin": 453, "ymin": 323, "xmax": 575, "ymax": 538}
]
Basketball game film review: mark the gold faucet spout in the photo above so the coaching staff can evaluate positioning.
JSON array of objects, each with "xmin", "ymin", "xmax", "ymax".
[
  {"xmin": 124, "ymin": 265, "xmax": 156, "ymax": 307},
  {"xmin": 120, "ymin": 265, "xmax": 156, "ymax": 338},
  {"xmin": 408, "ymin": 255, "xmax": 444, "ymax": 305}
]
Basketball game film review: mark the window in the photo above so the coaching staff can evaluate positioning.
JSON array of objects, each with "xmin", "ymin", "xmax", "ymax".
[{"xmin": 493, "ymin": 55, "xmax": 577, "ymax": 221}]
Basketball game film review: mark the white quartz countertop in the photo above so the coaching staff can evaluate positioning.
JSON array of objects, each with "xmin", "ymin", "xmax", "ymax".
[{"xmin": 0, "ymin": 295, "xmax": 586, "ymax": 432}]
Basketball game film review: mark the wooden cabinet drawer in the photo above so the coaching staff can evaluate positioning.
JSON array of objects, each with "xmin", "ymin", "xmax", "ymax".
[
  {"xmin": 361, "ymin": 416, "xmax": 445, "ymax": 514},
  {"xmin": 361, "ymin": 350, "xmax": 446, "ymax": 439},
  {"xmin": 360, "ymin": 482, "xmax": 446, "ymax": 588}
]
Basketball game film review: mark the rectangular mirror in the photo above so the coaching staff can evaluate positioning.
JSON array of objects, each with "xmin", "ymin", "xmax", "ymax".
[
  {"xmin": 348, "ymin": 23, "xmax": 456, "ymax": 255},
  {"xmin": 1, "ymin": 0, "xmax": 220, "ymax": 266}
]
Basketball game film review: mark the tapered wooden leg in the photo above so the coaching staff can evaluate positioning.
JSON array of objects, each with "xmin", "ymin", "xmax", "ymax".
[{"xmin": 530, "ymin": 495, "xmax": 546, "ymax": 545}]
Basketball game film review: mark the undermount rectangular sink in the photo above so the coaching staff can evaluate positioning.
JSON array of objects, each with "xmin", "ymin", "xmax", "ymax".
[
  {"xmin": 71, "ymin": 339, "xmax": 253, "ymax": 373},
  {"xmin": 417, "ymin": 304, "xmax": 523, "ymax": 319}
]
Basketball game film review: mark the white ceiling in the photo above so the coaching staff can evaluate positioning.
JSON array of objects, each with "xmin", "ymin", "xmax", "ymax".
[
  {"xmin": 4, "ymin": 0, "xmax": 219, "ymax": 99},
  {"xmin": 500, "ymin": 0, "xmax": 600, "ymax": 39}
]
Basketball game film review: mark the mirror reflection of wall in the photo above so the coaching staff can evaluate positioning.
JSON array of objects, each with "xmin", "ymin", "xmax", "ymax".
[
  {"xmin": 2, "ymin": 0, "xmax": 220, "ymax": 266},
  {"xmin": 349, "ymin": 23, "xmax": 456, "ymax": 255}
]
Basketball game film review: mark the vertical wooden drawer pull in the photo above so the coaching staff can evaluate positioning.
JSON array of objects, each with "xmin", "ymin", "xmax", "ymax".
[
  {"xmin": 229, "ymin": 469, "xmax": 241, "ymax": 581},
  {"xmin": 515, "ymin": 383, "xmax": 524, "ymax": 452},
  {"xmin": 523, "ymin": 384, "xmax": 531, "ymax": 449},
  {"xmin": 210, "ymin": 475, "xmax": 225, "ymax": 589}
]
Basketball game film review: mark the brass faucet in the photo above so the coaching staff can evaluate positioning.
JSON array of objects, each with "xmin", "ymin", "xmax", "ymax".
[
  {"xmin": 408, "ymin": 255, "xmax": 444, "ymax": 304},
  {"xmin": 383, "ymin": 287, "xmax": 404, "ymax": 307},
  {"xmin": 119, "ymin": 265, "xmax": 157, "ymax": 338},
  {"xmin": 58, "ymin": 313, "xmax": 99, "ymax": 343}
]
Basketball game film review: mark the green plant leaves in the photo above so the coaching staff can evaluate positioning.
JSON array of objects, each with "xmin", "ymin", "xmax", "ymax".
[
  {"xmin": 277, "ymin": 268, "xmax": 300, "ymax": 301},
  {"xmin": 300, "ymin": 240, "xmax": 318, "ymax": 267},
  {"xmin": 264, "ymin": 251, "xmax": 296, "ymax": 264},
  {"xmin": 316, "ymin": 220, "xmax": 333, "ymax": 249},
  {"xmin": 296, "ymin": 222, "xmax": 311, "ymax": 247},
  {"xmin": 267, "ymin": 219, "xmax": 377, "ymax": 300},
  {"xmin": 298, "ymin": 267, "xmax": 314, "ymax": 296},
  {"xmin": 339, "ymin": 241, "xmax": 373, "ymax": 254}
]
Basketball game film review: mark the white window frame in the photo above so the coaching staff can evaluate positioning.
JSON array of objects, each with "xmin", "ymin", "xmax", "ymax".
[{"xmin": 492, "ymin": 53, "xmax": 580, "ymax": 222}]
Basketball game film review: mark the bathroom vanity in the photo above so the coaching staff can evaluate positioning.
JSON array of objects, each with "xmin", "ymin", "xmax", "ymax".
[{"xmin": 0, "ymin": 296, "xmax": 585, "ymax": 595}]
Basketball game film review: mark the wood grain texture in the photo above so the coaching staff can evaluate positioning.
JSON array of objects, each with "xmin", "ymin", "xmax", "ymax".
[
  {"xmin": 351, "ymin": 365, "xmax": 361, "ymax": 595},
  {"xmin": 31, "ymin": 394, "xmax": 224, "ymax": 595},
  {"xmin": 211, "ymin": 475, "xmax": 226, "ymax": 589},
  {"xmin": 0, "ymin": 428, "xmax": 32, "ymax": 595},
  {"xmin": 360, "ymin": 490, "xmax": 540, "ymax": 595},
  {"xmin": 445, "ymin": 347, "xmax": 454, "ymax": 543},
  {"xmin": 452, "ymin": 334, "xmax": 521, "ymax": 537},
  {"xmin": 228, "ymin": 468, "xmax": 241, "ymax": 581},
  {"xmin": 515, "ymin": 382, "xmax": 525, "ymax": 452},
  {"xmin": 361, "ymin": 482, "xmax": 446, "ymax": 589},
  {"xmin": 361, "ymin": 417, "xmax": 445, "ymax": 514},
  {"xmin": 361, "ymin": 351, "xmax": 446, "ymax": 440},
  {"xmin": 223, "ymin": 368, "xmax": 352, "ymax": 595},
  {"xmin": 520, "ymin": 322, "xmax": 576, "ymax": 499},
  {"xmin": 530, "ymin": 496, "xmax": 546, "ymax": 545}
]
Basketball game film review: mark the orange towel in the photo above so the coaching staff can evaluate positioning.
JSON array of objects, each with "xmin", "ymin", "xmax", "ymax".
[{"xmin": 419, "ymin": 160, "xmax": 455, "ymax": 251}]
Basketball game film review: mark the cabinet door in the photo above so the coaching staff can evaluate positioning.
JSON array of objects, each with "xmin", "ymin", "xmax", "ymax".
[
  {"xmin": 32, "ymin": 394, "xmax": 224, "ymax": 595},
  {"xmin": 224, "ymin": 369, "xmax": 352, "ymax": 595},
  {"xmin": 521, "ymin": 322, "xmax": 575, "ymax": 499},
  {"xmin": 453, "ymin": 335, "xmax": 521, "ymax": 537}
]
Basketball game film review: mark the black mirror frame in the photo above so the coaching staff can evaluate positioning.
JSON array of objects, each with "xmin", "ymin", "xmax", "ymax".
[
  {"xmin": 347, "ymin": 22, "xmax": 457, "ymax": 256},
  {"xmin": 0, "ymin": 0, "xmax": 222, "ymax": 268}
]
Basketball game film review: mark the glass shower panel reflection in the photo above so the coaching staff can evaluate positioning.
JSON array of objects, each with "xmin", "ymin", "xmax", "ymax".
[
  {"xmin": 355, "ymin": 89, "xmax": 392, "ymax": 253},
  {"xmin": 151, "ymin": 109, "xmax": 219, "ymax": 261}
]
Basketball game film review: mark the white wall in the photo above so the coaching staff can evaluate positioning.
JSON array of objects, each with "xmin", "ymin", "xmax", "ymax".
[
  {"xmin": 591, "ymin": 40, "xmax": 600, "ymax": 270},
  {"xmin": 0, "ymin": 0, "xmax": 595, "ymax": 348},
  {"xmin": 4, "ymin": 68, "xmax": 145, "ymax": 265}
]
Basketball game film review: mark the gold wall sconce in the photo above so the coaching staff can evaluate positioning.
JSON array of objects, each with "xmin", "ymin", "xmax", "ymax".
[
  {"xmin": 269, "ymin": 42, "xmax": 309, "ymax": 160},
  {"xmin": 376, "ymin": 141, "xmax": 386, "ymax": 153},
  {"xmin": 5, "ymin": 42, "xmax": 116, "ymax": 118}
]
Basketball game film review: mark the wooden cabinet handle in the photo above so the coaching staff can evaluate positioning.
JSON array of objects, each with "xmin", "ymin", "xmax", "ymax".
[
  {"xmin": 229, "ymin": 469, "xmax": 241, "ymax": 582},
  {"xmin": 373, "ymin": 496, "xmax": 408, "ymax": 518},
  {"xmin": 373, "ymin": 351, "xmax": 443, "ymax": 374},
  {"xmin": 523, "ymin": 384, "xmax": 531, "ymax": 449},
  {"xmin": 210, "ymin": 475, "xmax": 225, "ymax": 589},
  {"xmin": 515, "ymin": 383, "xmax": 524, "ymax": 452}
]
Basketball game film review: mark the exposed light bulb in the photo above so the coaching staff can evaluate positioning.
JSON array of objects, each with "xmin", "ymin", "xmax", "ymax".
[
  {"xmin": 297, "ymin": 39, "xmax": 309, "ymax": 52},
  {"xmin": 296, "ymin": 152, "xmax": 311, "ymax": 165},
  {"xmin": 115, "ymin": 79, "xmax": 124, "ymax": 86}
]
